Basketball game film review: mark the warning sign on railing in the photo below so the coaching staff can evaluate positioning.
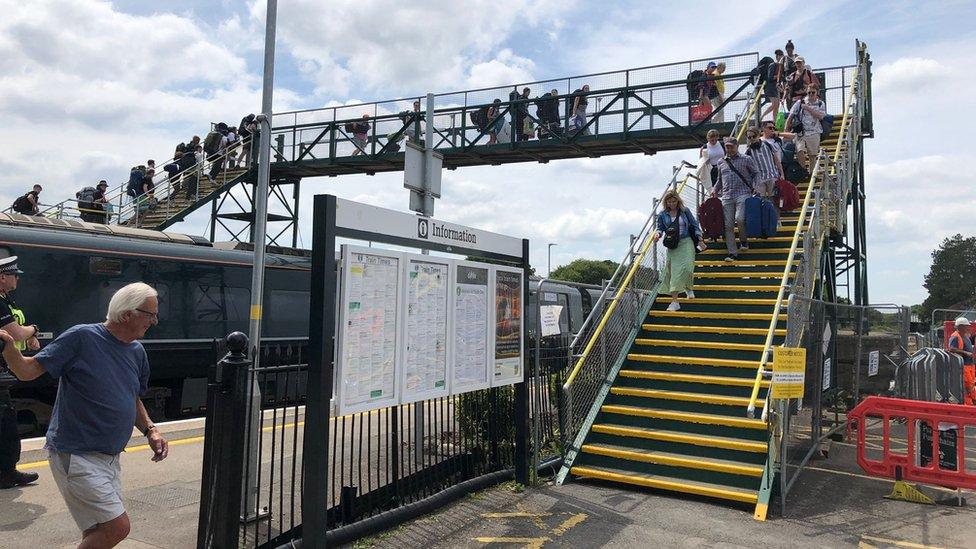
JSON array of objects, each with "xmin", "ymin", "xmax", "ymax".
[{"xmin": 771, "ymin": 347, "xmax": 807, "ymax": 399}]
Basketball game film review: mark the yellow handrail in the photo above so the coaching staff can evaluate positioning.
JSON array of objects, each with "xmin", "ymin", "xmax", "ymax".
[
  {"xmin": 563, "ymin": 172, "xmax": 695, "ymax": 388},
  {"xmin": 745, "ymin": 71, "xmax": 861, "ymax": 419},
  {"xmin": 735, "ymin": 91, "xmax": 763, "ymax": 143}
]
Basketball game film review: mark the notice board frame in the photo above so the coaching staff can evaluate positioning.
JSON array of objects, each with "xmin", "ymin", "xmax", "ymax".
[{"xmin": 303, "ymin": 195, "xmax": 530, "ymax": 545}]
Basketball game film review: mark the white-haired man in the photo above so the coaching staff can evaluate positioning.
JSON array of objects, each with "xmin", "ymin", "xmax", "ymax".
[{"xmin": 0, "ymin": 282, "xmax": 168, "ymax": 548}]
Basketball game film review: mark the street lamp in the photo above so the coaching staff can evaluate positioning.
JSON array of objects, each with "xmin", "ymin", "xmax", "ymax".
[{"xmin": 548, "ymin": 243, "xmax": 558, "ymax": 276}]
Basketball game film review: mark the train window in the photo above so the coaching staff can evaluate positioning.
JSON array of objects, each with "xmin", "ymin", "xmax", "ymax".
[
  {"xmin": 556, "ymin": 293, "xmax": 571, "ymax": 332},
  {"xmin": 194, "ymin": 286, "xmax": 250, "ymax": 322},
  {"xmin": 269, "ymin": 290, "xmax": 310, "ymax": 322}
]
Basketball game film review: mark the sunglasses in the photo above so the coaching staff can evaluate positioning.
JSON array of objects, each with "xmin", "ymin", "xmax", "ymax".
[
  {"xmin": 136, "ymin": 308, "xmax": 159, "ymax": 321},
  {"xmin": 807, "ymin": 91, "xmax": 817, "ymax": 95}
]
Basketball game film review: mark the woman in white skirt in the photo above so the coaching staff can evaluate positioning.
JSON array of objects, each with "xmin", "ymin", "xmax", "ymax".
[{"xmin": 653, "ymin": 190, "xmax": 705, "ymax": 311}]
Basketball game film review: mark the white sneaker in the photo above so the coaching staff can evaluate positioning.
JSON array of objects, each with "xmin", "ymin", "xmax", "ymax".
[
  {"xmin": 685, "ymin": 290, "xmax": 695, "ymax": 299},
  {"xmin": 667, "ymin": 301, "xmax": 681, "ymax": 312}
]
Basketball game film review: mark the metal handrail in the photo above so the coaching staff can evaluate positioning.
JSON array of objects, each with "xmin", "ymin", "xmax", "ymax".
[
  {"xmin": 563, "ymin": 160, "xmax": 705, "ymax": 388},
  {"xmin": 745, "ymin": 59, "xmax": 862, "ymax": 420}
]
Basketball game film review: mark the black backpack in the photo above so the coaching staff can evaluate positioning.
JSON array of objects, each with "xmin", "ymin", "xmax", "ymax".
[
  {"xmin": 470, "ymin": 106, "xmax": 489, "ymax": 129},
  {"xmin": 755, "ymin": 56, "xmax": 774, "ymax": 84},
  {"xmin": 203, "ymin": 131, "xmax": 222, "ymax": 154},
  {"xmin": 686, "ymin": 70, "xmax": 704, "ymax": 101},
  {"xmin": 11, "ymin": 194, "xmax": 32, "ymax": 214},
  {"xmin": 76, "ymin": 186, "xmax": 96, "ymax": 208}
]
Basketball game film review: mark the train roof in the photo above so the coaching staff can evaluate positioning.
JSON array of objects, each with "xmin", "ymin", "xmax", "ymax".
[{"xmin": 0, "ymin": 214, "xmax": 311, "ymax": 269}]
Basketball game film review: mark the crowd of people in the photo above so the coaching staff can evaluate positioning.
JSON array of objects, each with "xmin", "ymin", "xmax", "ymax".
[
  {"xmin": 652, "ymin": 40, "xmax": 829, "ymax": 311},
  {"xmin": 9, "ymin": 115, "xmax": 257, "ymax": 225}
]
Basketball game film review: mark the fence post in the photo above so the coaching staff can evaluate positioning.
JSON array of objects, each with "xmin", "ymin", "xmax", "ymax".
[{"xmin": 197, "ymin": 332, "xmax": 250, "ymax": 549}]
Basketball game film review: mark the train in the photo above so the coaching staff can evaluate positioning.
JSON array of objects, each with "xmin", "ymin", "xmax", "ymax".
[{"xmin": 0, "ymin": 214, "xmax": 607, "ymax": 434}]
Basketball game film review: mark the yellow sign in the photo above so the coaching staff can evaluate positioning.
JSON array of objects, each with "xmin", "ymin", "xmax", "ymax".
[{"xmin": 770, "ymin": 347, "xmax": 806, "ymax": 399}]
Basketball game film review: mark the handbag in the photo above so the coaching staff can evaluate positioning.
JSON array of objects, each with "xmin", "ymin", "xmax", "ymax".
[
  {"xmin": 690, "ymin": 100, "xmax": 713, "ymax": 124},
  {"xmin": 662, "ymin": 213, "xmax": 682, "ymax": 249}
]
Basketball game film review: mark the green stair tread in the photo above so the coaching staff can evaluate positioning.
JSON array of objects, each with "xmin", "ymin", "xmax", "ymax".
[
  {"xmin": 627, "ymin": 353, "xmax": 760, "ymax": 369},
  {"xmin": 570, "ymin": 464, "xmax": 758, "ymax": 504},
  {"xmin": 618, "ymin": 370, "xmax": 770, "ymax": 388},
  {"xmin": 609, "ymin": 386, "xmax": 765, "ymax": 408},
  {"xmin": 641, "ymin": 324, "xmax": 785, "ymax": 336},
  {"xmin": 598, "ymin": 406, "xmax": 767, "ymax": 430},
  {"xmin": 580, "ymin": 443, "xmax": 764, "ymax": 477}
]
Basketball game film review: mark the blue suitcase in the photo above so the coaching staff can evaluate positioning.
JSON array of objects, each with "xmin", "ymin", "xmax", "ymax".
[{"xmin": 745, "ymin": 195, "xmax": 778, "ymax": 238}]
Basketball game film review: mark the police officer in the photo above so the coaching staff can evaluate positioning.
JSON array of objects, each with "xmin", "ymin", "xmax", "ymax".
[{"xmin": 0, "ymin": 255, "xmax": 40, "ymax": 489}]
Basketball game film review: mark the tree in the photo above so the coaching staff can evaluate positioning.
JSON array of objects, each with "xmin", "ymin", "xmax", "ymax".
[
  {"xmin": 920, "ymin": 234, "xmax": 976, "ymax": 322},
  {"xmin": 550, "ymin": 259, "xmax": 619, "ymax": 285}
]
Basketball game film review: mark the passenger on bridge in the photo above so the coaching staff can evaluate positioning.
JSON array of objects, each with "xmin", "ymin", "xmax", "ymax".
[
  {"xmin": 125, "ymin": 166, "xmax": 144, "ymax": 200},
  {"xmin": 570, "ymin": 84, "xmax": 590, "ymax": 134},
  {"xmin": 713, "ymin": 63, "xmax": 726, "ymax": 123},
  {"xmin": 0, "ymin": 255, "xmax": 41, "ymax": 490},
  {"xmin": 761, "ymin": 50, "xmax": 786, "ymax": 121},
  {"xmin": 653, "ymin": 190, "xmax": 705, "ymax": 311},
  {"xmin": 0, "ymin": 282, "xmax": 168, "ymax": 548},
  {"xmin": 403, "ymin": 100, "xmax": 422, "ymax": 144},
  {"xmin": 510, "ymin": 87, "xmax": 532, "ymax": 141},
  {"xmin": 351, "ymin": 114, "xmax": 371, "ymax": 155},
  {"xmin": 701, "ymin": 62, "xmax": 723, "ymax": 123},
  {"xmin": 786, "ymin": 57, "xmax": 819, "ymax": 107},
  {"xmin": 783, "ymin": 40, "xmax": 798, "ymax": 77},
  {"xmin": 783, "ymin": 85, "xmax": 826, "ymax": 172},
  {"xmin": 11, "ymin": 185, "xmax": 42, "ymax": 216},
  {"xmin": 93, "ymin": 181, "xmax": 109, "ymax": 224},
  {"xmin": 536, "ymin": 89, "xmax": 560, "ymax": 139},
  {"xmin": 488, "ymin": 99, "xmax": 509, "ymax": 144},
  {"xmin": 948, "ymin": 317, "xmax": 976, "ymax": 405},
  {"xmin": 745, "ymin": 127, "xmax": 784, "ymax": 201},
  {"xmin": 700, "ymin": 129, "xmax": 724, "ymax": 191},
  {"xmin": 711, "ymin": 137, "xmax": 759, "ymax": 262}
]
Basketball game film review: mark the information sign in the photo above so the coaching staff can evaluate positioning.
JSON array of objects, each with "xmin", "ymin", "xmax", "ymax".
[
  {"xmin": 453, "ymin": 263, "xmax": 491, "ymax": 393},
  {"xmin": 400, "ymin": 258, "xmax": 451, "ymax": 403},
  {"xmin": 492, "ymin": 267, "xmax": 523, "ymax": 386},
  {"xmin": 868, "ymin": 350, "xmax": 880, "ymax": 377},
  {"xmin": 336, "ymin": 246, "xmax": 401, "ymax": 414},
  {"xmin": 539, "ymin": 305, "xmax": 563, "ymax": 337},
  {"xmin": 823, "ymin": 358, "xmax": 832, "ymax": 391},
  {"xmin": 770, "ymin": 347, "xmax": 806, "ymax": 399}
]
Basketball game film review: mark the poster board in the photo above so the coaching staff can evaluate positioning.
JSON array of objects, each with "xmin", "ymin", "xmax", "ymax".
[
  {"xmin": 770, "ymin": 347, "xmax": 806, "ymax": 399},
  {"xmin": 335, "ymin": 245, "xmax": 402, "ymax": 414},
  {"xmin": 400, "ymin": 256, "xmax": 452, "ymax": 403},
  {"xmin": 452, "ymin": 261, "xmax": 492, "ymax": 393},
  {"xmin": 492, "ymin": 266, "xmax": 524, "ymax": 386}
]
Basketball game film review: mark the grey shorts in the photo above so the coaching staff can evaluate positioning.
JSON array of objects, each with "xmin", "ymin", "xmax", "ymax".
[
  {"xmin": 755, "ymin": 178, "xmax": 777, "ymax": 197},
  {"xmin": 49, "ymin": 450, "xmax": 125, "ymax": 532}
]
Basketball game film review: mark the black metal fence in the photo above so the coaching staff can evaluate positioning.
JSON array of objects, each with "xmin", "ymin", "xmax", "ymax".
[{"xmin": 198, "ymin": 324, "xmax": 569, "ymax": 548}]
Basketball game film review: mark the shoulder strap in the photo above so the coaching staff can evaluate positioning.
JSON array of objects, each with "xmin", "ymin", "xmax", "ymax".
[{"xmin": 724, "ymin": 157, "xmax": 751, "ymax": 187}]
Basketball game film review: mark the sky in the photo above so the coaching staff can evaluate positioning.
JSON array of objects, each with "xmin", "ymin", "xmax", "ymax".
[{"xmin": 0, "ymin": 0, "xmax": 973, "ymax": 306}]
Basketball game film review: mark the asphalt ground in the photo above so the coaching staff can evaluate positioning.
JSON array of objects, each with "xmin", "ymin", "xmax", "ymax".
[{"xmin": 2, "ymin": 416, "xmax": 974, "ymax": 548}]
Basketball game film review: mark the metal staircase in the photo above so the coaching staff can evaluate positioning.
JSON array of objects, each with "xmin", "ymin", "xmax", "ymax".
[{"xmin": 556, "ymin": 41, "xmax": 871, "ymax": 520}]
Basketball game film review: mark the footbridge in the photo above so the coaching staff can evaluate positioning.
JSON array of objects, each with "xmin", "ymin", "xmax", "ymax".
[{"xmin": 28, "ymin": 50, "xmax": 825, "ymax": 245}]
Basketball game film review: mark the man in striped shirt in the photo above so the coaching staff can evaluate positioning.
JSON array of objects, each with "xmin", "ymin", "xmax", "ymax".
[
  {"xmin": 745, "ymin": 126, "xmax": 784, "ymax": 199},
  {"xmin": 712, "ymin": 137, "xmax": 759, "ymax": 261}
]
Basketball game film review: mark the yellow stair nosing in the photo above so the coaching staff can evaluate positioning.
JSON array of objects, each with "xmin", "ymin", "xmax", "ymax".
[
  {"xmin": 610, "ymin": 386, "xmax": 766, "ymax": 408},
  {"xmin": 591, "ymin": 421, "xmax": 768, "ymax": 451},
  {"xmin": 648, "ymin": 310, "xmax": 776, "ymax": 320},
  {"xmin": 599, "ymin": 405, "xmax": 767, "ymax": 431},
  {"xmin": 641, "ymin": 323, "xmax": 787, "ymax": 336},
  {"xmin": 695, "ymin": 260, "xmax": 797, "ymax": 267},
  {"xmin": 686, "ymin": 284, "xmax": 782, "ymax": 292},
  {"xmin": 653, "ymin": 297, "xmax": 778, "ymax": 306},
  {"xmin": 618, "ymin": 370, "xmax": 771, "ymax": 388},
  {"xmin": 633, "ymin": 338, "xmax": 765, "ymax": 352},
  {"xmin": 695, "ymin": 272, "xmax": 795, "ymax": 278},
  {"xmin": 570, "ymin": 465, "xmax": 759, "ymax": 504},
  {"xmin": 580, "ymin": 444, "xmax": 764, "ymax": 477},
  {"xmin": 627, "ymin": 353, "xmax": 759, "ymax": 369}
]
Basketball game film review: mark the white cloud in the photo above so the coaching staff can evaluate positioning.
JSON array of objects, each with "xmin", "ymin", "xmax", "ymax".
[{"xmin": 873, "ymin": 57, "xmax": 946, "ymax": 93}]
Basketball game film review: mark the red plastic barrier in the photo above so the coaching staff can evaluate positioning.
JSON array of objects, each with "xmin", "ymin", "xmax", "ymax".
[{"xmin": 847, "ymin": 396, "xmax": 976, "ymax": 490}]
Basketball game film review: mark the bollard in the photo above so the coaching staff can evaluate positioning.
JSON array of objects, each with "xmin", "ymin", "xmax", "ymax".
[{"xmin": 197, "ymin": 332, "xmax": 250, "ymax": 549}]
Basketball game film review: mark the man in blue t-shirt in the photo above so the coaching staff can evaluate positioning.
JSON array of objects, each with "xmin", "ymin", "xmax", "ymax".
[{"xmin": 0, "ymin": 282, "xmax": 168, "ymax": 548}]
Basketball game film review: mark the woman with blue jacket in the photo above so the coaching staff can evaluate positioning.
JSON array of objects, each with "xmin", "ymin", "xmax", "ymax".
[{"xmin": 652, "ymin": 190, "xmax": 705, "ymax": 311}]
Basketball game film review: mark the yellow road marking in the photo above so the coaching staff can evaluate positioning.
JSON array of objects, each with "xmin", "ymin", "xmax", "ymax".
[
  {"xmin": 551, "ymin": 513, "xmax": 587, "ymax": 536},
  {"xmin": 473, "ymin": 537, "xmax": 548, "ymax": 548},
  {"xmin": 860, "ymin": 535, "xmax": 945, "ymax": 549},
  {"xmin": 18, "ymin": 420, "xmax": 305, "ymax": 471}
]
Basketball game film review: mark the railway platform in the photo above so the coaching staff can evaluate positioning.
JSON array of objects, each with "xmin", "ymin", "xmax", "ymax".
[{"xmin": 1, "ymin": 418, "xmax": 972, "ymax": 549}]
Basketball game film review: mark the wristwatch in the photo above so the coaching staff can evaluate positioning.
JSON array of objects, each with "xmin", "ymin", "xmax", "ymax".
[{"xmin": 142, "ymin": 424, "xmax": 157, "ymax": 437}]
